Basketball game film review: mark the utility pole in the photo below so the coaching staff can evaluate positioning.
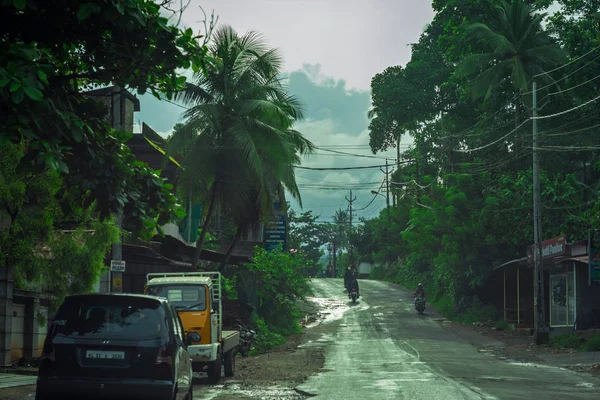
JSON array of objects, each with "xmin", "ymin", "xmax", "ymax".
[
  {"xmin": 345, "ymin": 190, "xmax": 357, "ymax": 263},
  {"xmin": 381, "ymin": 159, "xmax": 391, "ymax": 222},
  {"xmin": 532, "ymin": 80, "xmax": 548, "ymax": 344}
]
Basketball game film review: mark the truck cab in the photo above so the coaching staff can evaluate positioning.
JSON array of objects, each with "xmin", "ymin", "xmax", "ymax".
[{"xmin": 144, "ymin": 272, "xmax": 239, "ymax": 383}]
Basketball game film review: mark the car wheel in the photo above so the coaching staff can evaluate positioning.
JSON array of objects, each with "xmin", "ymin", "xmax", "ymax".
[
  {"xmin": 206, "ymin": 354, "xmax": 222, "ymax": 384},
  {"xmin": 35, "ymin": 385, "xmax": 55, "ymax": 400},
  {"xmin": 187, "ymin": 378, "xmax": 193, "ymax": 400},
  {"xmin": 224, "ymin": 349, "xmax": 235, "ymax": 377},
  {"xmin": 35, "ymin": 386, "xmax": 46, "ymax": 400}
]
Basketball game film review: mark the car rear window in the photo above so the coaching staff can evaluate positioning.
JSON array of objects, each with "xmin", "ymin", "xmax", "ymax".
[
  {"xmin": 50, "ymin": 296, "xmax": 168, "ymax": 340},
  {"xmin": 146, "ymin": 284, "xmax": 207, "ymax": 311}
]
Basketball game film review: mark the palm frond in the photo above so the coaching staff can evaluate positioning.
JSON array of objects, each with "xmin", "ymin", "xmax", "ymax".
[
  {"xmin": 467, "ymin": 23, "xmax": 515, "ymax": 54},
  {"xmin": 173, "ymin": 82, "xmax": 214, "ymax": 106},
  {"xmin": 456, "ymin": 52, "xmax": 500, "ymax": 78}
]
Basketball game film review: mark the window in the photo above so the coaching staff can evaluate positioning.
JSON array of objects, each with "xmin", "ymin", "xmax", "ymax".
[
  {"xmin": 50, "ymin": 296, "xmax": 167, "ymax": 340},
  {"xmin": 146, "ymin": 285, "xmax": 207, "ymax": 311}
]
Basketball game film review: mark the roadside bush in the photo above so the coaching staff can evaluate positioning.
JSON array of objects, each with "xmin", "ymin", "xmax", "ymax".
[
  {"xmin": 453, "ymin": 297, "xmax": 498, "ymax": 324},
  {"xmin": 431, "ymin": 295, "xmax": 456, "ymax": 319},
  {"xmin": 369, "ymin": 265, "xmax": 387, "ymax": 280},
  {"xmin": 495, "ymin": 320, "xmax": 510, "ymax": 331},
  {"xmin": 549, "ymin": 334, "xmax": 585, "ymax": 349},
  {"xmin": 240, "ymin": 245, "xmax": 311, "ymax": 353},
  {"xmin": 249, "ymin": 313, "xmax": 285, "ymax": 355},
  {"xmin": 581, "ymin": 336, "xmax": 600, "ymax": 352}
]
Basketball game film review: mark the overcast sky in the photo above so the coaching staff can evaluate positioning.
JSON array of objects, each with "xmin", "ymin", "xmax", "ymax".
[{"xmin": 137, "ymin": 0, "xmax": 434, "ymax": 223}]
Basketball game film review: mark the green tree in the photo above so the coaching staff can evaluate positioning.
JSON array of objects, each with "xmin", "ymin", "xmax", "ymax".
[
  {"xmin": 168, "ymin": 26, "xmax": 313, "ymax": 268},
  {"xmin": 0, "ymin": 0, "xmax": 213, "ymax": 235},
  {"xmin": 1, "ymin": 142, "xmax": 120, "ymax": 310},
  {"xmin": 456, "ymin": 0, "xmax": 566, "ymax": 141},
  {"xmin": 288, "ymin": 208, "xmax": 331, "ymax": 276}
]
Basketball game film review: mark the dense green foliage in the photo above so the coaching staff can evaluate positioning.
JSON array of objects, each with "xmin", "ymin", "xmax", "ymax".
[
  {"xmin": 359, "ymin": 0, "xmax": 600, "ymax": 314},
  {"xmin": 1, "ymin": 142, "xmax": 119, "ymax": 309},
  {"xmin": 0, "ymin": 0, "xmax": 211, "ymax": 236},
  {"xmin": 1, "ymin": 1, "xmax": 213, "ymax": 307},
  {"xmin": 241, "ymin": 245, "xmax": 311, "ymax": 353},
  {"xmin": 287, "ymin": 208, "xmax": 331, "ymax": 276},
  {"xmin": 547, "ymin": 333, "xmax": 600, "ymax": 352},
  {"xmin": 168, "ymin": 26, "xmax": 314, "ymax": 267}
]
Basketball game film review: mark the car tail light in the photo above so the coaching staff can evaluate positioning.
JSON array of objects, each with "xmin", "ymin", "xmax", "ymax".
[{"xmin": 153, "ymin": 345, "xmax": 173, "ymax": 380}]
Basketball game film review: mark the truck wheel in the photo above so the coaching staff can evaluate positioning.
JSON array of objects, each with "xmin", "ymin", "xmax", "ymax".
[
  {"xmin": 206, "ymin": 355, "xmax": 222, "ymax": 384},
  {"xmin": 224, "ymin": 349, "xmax": 235, "ymax": 377}
]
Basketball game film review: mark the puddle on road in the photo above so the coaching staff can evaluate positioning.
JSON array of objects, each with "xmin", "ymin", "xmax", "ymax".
[
  {"xmin": 197, "ymin": 382, "xmax": 308, "ymax": 400},
  {"xmin": 303, "ymin": 297, "xmax": 350, "ymax": 328}
]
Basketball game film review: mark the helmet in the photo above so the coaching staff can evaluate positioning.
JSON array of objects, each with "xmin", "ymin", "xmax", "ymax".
[{"xmin": 418, "ymin": 283, "xmax": 423, "ymax": 288}]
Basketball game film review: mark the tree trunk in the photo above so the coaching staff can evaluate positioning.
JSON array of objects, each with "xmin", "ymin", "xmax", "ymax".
[
  {"xmin": 332, "ymin": 242, "xmax": 337, "ymax": 278},
  {"xmin": 515, "ymin": 98, "xmax": 521, "ymax": 159},
  {"xmin": 192, "ymin": 185, "xmax": 218, "ymax": 269},
  {"xmin": 220, "ymin": 225, "xmax": 243, "ymax": 270}
]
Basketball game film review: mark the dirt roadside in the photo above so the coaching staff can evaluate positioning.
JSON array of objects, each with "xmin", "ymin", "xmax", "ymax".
[
  {"xmin": 461, "ymin": 321, "xmax": 600, "ymax": 376},
  {"xmin": 227, "ymin": 299, "xmax": 326, "ymax": 388}
]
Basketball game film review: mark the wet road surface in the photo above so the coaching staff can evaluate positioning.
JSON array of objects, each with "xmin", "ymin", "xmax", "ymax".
[
  {"xmin": 295, "ymin": 279, "xmax": 600, "ymax": 400},
  {"xmin": 5, "ymin": 278, "xmax": 600, "ymax": 400}
]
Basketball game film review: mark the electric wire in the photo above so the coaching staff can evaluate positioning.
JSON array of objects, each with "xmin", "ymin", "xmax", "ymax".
[
  {"xmin": 533, "ymin": 45, "xmax": 600, "ymax": 78},
  {"xmin": 453, "ymin": 118, "xmax": 532, "ymax": 153}
]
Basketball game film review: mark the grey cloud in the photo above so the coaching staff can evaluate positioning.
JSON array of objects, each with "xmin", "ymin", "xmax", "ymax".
[{"xmin": 285, "ymin": 64, "xmax": 371, "ymax": 136}]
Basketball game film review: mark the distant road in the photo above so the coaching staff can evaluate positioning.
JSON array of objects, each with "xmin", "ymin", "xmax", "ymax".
[{"xmin": 296, "ymin": 278, "xmax": 600, "ymax": 400}]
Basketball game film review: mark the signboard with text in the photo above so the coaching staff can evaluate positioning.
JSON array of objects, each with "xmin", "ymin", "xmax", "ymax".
[
  {"xmin": 110, "ymin": 260, "xmax": 126, "ymax": 272},
  {"xmin": 527, "ymin": 236, "xmax": 567, "ymax": 265},
  {"xmin": 263, "ymin": 202, "xmax": 287, "ymax": 251}
]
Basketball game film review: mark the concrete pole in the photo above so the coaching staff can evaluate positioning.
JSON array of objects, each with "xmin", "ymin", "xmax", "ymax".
[
  {"xmin": 532, "ymin": 81, "xmax": 548, "ymax": 344},
  {"xmin": 346, "ymin": 190, "xmax": 357, "ymax": 264}
]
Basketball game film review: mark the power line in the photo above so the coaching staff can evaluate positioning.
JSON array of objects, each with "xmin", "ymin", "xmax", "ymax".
[
  {"xmin": 314, "ymin": 147, "xmax": 396, "ymax": 160},
  {"xmin": 545, "ymin": 72, "xmax": 600, "ymax": 98},
  {"xmin": 533, "ymin": 45, "xmax": 600, "ymax": 78},
  {"xmin": 535, "ymin": 93, "xmax": 600, "ymax": 120},
  {"xmin": 525, "ymin": 53, "xmax": 600, "ymax": 96},
  {"xmin": 454, "ymin": 118, "xmax": 532, "ymax": 153},
  {"xmin": 294, "ymin": 160, "xmax": 413, "ymax": 171},
  {"xmin": 355, "ymin": 179, "xmax": 386, "ymax": 211}
]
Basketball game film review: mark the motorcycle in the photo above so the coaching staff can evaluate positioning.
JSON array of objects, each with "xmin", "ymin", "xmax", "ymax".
[
  {"xmin": 414, "ymin": 295, "xmax": 426, "ymax": 314},
  {"xmin": 349, "ymin": 287, "xmax": 358, "ymax": 303},
  {"xmin": 236, "ymin": 324, "xmax": 257, "ymax": 357}
]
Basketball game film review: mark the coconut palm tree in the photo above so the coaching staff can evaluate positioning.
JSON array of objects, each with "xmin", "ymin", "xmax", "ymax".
[
  {"xmin": 457, "ymin": 0, "xmax": 566, "ymax": 104},
  {"xmin": 328, "ymin": 209, "xmax": 349, "ymax": 276},
  {"xmin": 456, "ymin": 0, "xmax": 566, "ymax": 154},
  {"xmin": 169, "ymin": 26, "xmax": 314, "ymax": 268}
]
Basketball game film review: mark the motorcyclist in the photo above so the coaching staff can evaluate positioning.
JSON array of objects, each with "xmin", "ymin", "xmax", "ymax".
[
  {"xmin": 344, "ymin": 266, "xmax": 353, "ymax": 289},
  {"xmin": 347, "ymin": 272, "xmax": 360, "ymax": 298},
  {"xmin": 413, "ymin": 283, "xmax": 426, "ymax": 307}
]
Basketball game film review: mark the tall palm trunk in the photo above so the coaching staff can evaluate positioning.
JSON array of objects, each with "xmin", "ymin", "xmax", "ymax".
[
  {"xmin": 332, "ymin": 242, "xmax": 338, "ymax": 278},
  {"xmin": 192, "ymin": 184, "xmax": 218, "ymax": 269},
  {"xmin": 515, "ymin": 97, "xmax": 521, "ymax": 159},
  {"xmin": 220, "ymin": 225, "xmax": 243, "ymax": 270}
]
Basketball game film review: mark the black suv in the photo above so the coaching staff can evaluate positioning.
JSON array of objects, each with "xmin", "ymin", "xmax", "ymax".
[{"xmin": 36, "ymin": 293, "xmax": 199, "ymax": 400}]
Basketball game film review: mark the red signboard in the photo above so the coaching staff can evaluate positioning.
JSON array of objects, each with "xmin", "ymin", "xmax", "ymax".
[{"xmin": 527, "ymin": 236, "xmax": 567, "ymax": 265}]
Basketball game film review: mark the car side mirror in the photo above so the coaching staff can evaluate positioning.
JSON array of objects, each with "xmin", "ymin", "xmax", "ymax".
[{"xmin": 186, "ymin": 332, "xmax": 201, "ymax": 345}]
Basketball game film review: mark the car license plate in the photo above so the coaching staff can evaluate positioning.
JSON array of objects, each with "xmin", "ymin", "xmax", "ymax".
[{"xmin": 86, "ymin": 350, "xmax": 125, "ymax": 360}]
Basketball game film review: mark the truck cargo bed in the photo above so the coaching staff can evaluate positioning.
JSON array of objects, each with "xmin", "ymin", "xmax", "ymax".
[{"xmin": 222, "ymin": 330, "xmax": 240, "ymax": 353}]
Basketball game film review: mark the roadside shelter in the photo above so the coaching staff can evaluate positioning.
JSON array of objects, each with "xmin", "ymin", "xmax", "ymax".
[{"xmin": 483, "ymin": 236, "xmax": 600, "ymax": 333}]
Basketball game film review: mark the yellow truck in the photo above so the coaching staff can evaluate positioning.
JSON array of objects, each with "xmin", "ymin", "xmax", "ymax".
[{"xmin": 144, "ymin": 272, "xmax": 240, "ymax": 383}]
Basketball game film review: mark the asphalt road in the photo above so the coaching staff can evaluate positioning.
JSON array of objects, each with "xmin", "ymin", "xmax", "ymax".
[
  {"xmin": 296, "ymin": 278, "xmax": 600, "ymax": 400},
  {"xmin": 4, "ymin": 278, "xmax": 600, "ymax": 400}
]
